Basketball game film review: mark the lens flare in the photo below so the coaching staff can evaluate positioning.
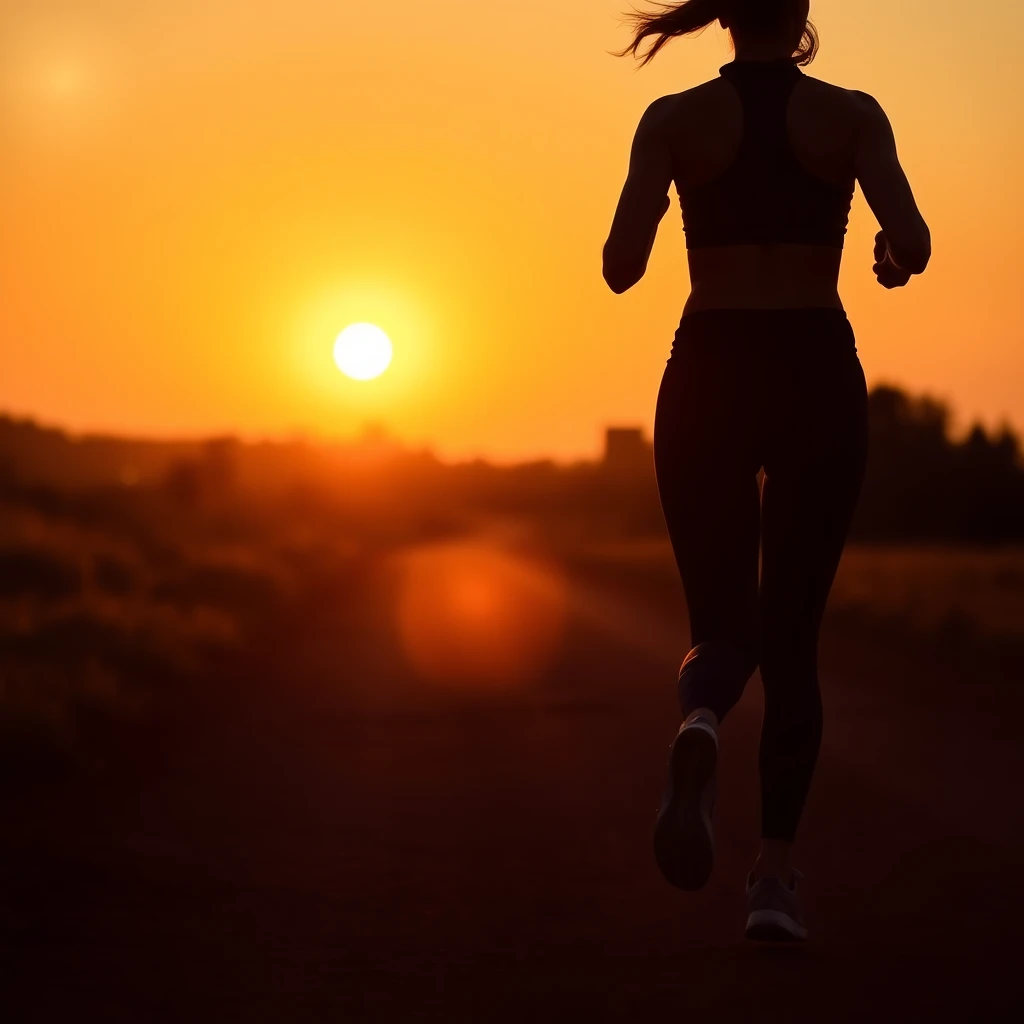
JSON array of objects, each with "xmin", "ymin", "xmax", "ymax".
[{"xmin": 395, "ymin": 541, "xmax": 568, "ymax": 688}]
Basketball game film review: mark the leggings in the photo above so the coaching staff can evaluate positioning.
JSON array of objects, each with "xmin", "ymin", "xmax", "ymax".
[{"xmin": 653, "ymin": 308, "xmax": 869, "ymax": 842}]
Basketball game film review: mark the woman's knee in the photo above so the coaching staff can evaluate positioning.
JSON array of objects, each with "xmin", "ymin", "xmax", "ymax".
[{"xmin": 759, "ymin": 640, "xmax": 821, "ymax": 709}]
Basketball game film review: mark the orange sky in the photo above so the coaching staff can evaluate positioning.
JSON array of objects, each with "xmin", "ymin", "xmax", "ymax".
[{"xmin": 2, "ymin": 1, "xmax": 1022, "ymax": 462}]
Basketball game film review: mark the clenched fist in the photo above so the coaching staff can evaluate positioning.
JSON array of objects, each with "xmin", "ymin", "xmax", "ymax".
[{"xmin": 873, "ymin": 230, "xmax": 912, "ymax": 289}]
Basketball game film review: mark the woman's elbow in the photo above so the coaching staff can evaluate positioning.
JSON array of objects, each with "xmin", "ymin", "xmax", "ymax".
[
  {"xmin": 602, "ymin": 255, "xmax": 641, "ymax": 294},
  {"xmin": 604, "ymin": 270, "xmax": 634, "ymax": 294}
]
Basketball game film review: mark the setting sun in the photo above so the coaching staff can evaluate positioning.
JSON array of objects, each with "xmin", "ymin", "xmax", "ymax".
[{"xmin": 333, "ymin": 323, "xmax": 393, "ymax": 381}]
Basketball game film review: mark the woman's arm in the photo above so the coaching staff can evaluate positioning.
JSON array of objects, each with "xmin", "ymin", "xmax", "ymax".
[
  {"xmin": 854, "ymin": 93, "xmax": 932, "ymax": 288},
  {"xmin": 603, "ymin": 98, "xmax": 675, "ymax": 294}
]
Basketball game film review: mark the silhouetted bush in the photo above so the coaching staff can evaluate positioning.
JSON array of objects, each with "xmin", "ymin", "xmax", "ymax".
[
  {"xmin": 93, "ymin": 554, "xmax": 137, "ymax": 596},
  {"xmin": 151, "ymin": 561, "xmax": 282, "ymax": 618},
  {"xmin": 0, "ymin": 548, "xmax": 81, "ymax": 600}
]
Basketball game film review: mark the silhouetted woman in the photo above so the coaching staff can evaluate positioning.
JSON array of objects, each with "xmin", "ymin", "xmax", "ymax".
[{"xmin": 603, "ymin": 0, "xmax": 930, "ymax": 942}]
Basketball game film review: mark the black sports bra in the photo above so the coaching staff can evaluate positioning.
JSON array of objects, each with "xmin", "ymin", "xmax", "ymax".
[{"xmin": 678, "ymin": 60, "xmax": 853, "ymax": 250}]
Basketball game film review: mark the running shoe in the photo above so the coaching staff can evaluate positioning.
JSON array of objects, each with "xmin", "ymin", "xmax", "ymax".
[
  {"xmin": 653, "ymin": 717, "xmax": 718, "ymax": 890},
  {"xmin": 744, "ymin": 868, "xmax": 808, "ymax": 942}
]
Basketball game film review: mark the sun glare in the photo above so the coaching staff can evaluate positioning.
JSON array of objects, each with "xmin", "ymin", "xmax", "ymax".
[
  {"xmin": 394, "ymin": 541, "xmax": 569, "ymax": 689},
  {"xmin": 334, "ymin": 323, "xmax": 393, "ymax": 381}
]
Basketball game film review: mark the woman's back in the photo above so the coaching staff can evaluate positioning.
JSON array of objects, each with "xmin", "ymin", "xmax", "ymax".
[
  {"xmin": 653, "ymin": 63, "xmax": 866, "ymax": 312},
  {"xmin": 666, "ymin": 64, "xmax": 861, "ymax": 206}
]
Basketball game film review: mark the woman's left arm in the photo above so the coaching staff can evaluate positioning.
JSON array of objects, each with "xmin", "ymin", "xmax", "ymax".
[{"xmin": 603, "ymin": 97, "xmax": 674, "ymax": 294}]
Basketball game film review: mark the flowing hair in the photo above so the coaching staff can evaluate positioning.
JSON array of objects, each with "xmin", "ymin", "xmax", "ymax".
[{"xmin": 613, "ymin": 0, "xmax": 819, "ymax": 68}]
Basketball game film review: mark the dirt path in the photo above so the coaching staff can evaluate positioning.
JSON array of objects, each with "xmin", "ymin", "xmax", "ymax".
[{"xmin": 3, "ymin": 555, "xmax": 1023, "ymax": 1022}]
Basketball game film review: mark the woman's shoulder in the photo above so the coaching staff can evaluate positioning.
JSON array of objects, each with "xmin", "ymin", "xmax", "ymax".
[
  {"xmin": 639, "ymin": 78, "xmax": 736, "ymax": 133},
  {"xmin": 648, "ymin": 77, "xmax": 732, "ymax": 112},
  {"xmin": 797, "ymin": 74, "xmax": 886, "ymax": 121}
]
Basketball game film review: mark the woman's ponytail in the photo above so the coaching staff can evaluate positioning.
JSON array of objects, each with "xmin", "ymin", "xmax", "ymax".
[
  {"xmin": 614, "ymin": 0, "xmax": 819, "ymax": 68},
  {"xmin": 613, "ymin": 0, "xmax": 724, "ymax": 67}
]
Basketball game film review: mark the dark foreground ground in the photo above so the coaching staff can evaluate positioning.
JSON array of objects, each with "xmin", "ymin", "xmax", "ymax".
[{"xmin": 3, "ymin": 549, "xmax": 1024, "ymax": 1023}]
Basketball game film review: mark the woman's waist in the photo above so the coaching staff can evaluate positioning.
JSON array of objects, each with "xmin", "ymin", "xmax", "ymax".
[{"xmin": 684, "ymin": 244, "xmax": 843, "ymax": 313}]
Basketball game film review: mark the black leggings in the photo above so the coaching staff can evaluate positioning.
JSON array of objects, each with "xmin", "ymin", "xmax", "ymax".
[{"xmin": 653, "ymin": 308, "xmax": 869, "ymax": 843}]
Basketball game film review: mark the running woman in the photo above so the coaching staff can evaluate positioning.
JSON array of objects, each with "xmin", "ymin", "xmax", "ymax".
[{"xmin": 602, "ymin": 0, "xmax": 930, "ymax": 942}]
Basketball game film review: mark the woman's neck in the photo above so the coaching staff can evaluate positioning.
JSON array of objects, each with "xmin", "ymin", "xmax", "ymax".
[{"xmin": 731, "ymin": 36, "xmax": 798, "ymax": 62}]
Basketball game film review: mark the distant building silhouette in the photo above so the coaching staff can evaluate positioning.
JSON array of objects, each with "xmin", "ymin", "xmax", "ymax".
[{"xmin": 603, "ymin": 427, "xmax": 653, "ymax": 475}]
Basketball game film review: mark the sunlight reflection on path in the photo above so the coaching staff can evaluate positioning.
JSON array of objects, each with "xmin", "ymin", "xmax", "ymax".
[{"xmin": 393, "ymin": 539, "xmax": 568, "ymax": 689}]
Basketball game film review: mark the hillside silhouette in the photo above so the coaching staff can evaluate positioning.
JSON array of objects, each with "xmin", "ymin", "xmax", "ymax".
[{"xmin": 4, "ymin": 382, "xmax": 1021, "ymax": 543}]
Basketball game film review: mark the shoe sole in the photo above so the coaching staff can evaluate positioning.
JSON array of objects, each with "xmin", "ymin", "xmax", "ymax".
[
  {"xmin": 745, "ymin": 909, "xmax": 808, "ymax": 943},
  {"xmin": 653, "ymin": 724, "xmax": 717, "ymax": 891}
]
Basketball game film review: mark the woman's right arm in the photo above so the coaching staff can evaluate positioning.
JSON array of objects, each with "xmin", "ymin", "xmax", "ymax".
[{"xmin": 854, "ymin": 93, "xmax": 931, "ymax": 287}]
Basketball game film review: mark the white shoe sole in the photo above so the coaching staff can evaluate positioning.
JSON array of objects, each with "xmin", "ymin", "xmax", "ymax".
[
  {"xmin": 745, "ymin": 908, "xmax": 809, "ymax": 943},
  {"xmin": 653, "ymin": 724, "xmax": 718, "ymax": 891}
]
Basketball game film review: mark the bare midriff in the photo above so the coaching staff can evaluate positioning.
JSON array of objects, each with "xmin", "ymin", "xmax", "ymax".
[{"xmin": 683, "ymin": 244, "xmax": 844, "ymax": 315}]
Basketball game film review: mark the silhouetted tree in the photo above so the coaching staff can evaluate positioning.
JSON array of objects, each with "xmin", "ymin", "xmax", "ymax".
[{"xmin": 851, "ymin": 386, "xmax": 1024, "ymax": 542}]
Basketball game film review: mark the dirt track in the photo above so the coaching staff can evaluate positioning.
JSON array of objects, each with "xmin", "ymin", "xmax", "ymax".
[{"xmin": 3, "ymin": 553, "xmax": 1023, "ymax": 1022}]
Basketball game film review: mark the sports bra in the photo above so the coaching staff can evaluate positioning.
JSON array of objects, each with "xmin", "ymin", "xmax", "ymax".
[{"xmin": 677, "ymin": 60, "xmax": 853, "ymax": 250}]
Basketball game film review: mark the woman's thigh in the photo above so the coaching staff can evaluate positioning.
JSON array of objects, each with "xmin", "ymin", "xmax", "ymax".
[
  {"xmin": 759, "ymin": 326, "xmax": 869, "ymax": 653},
  {"xmin": 653, "ymin": 317, "xmax": 762, "ymax": 647}
]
